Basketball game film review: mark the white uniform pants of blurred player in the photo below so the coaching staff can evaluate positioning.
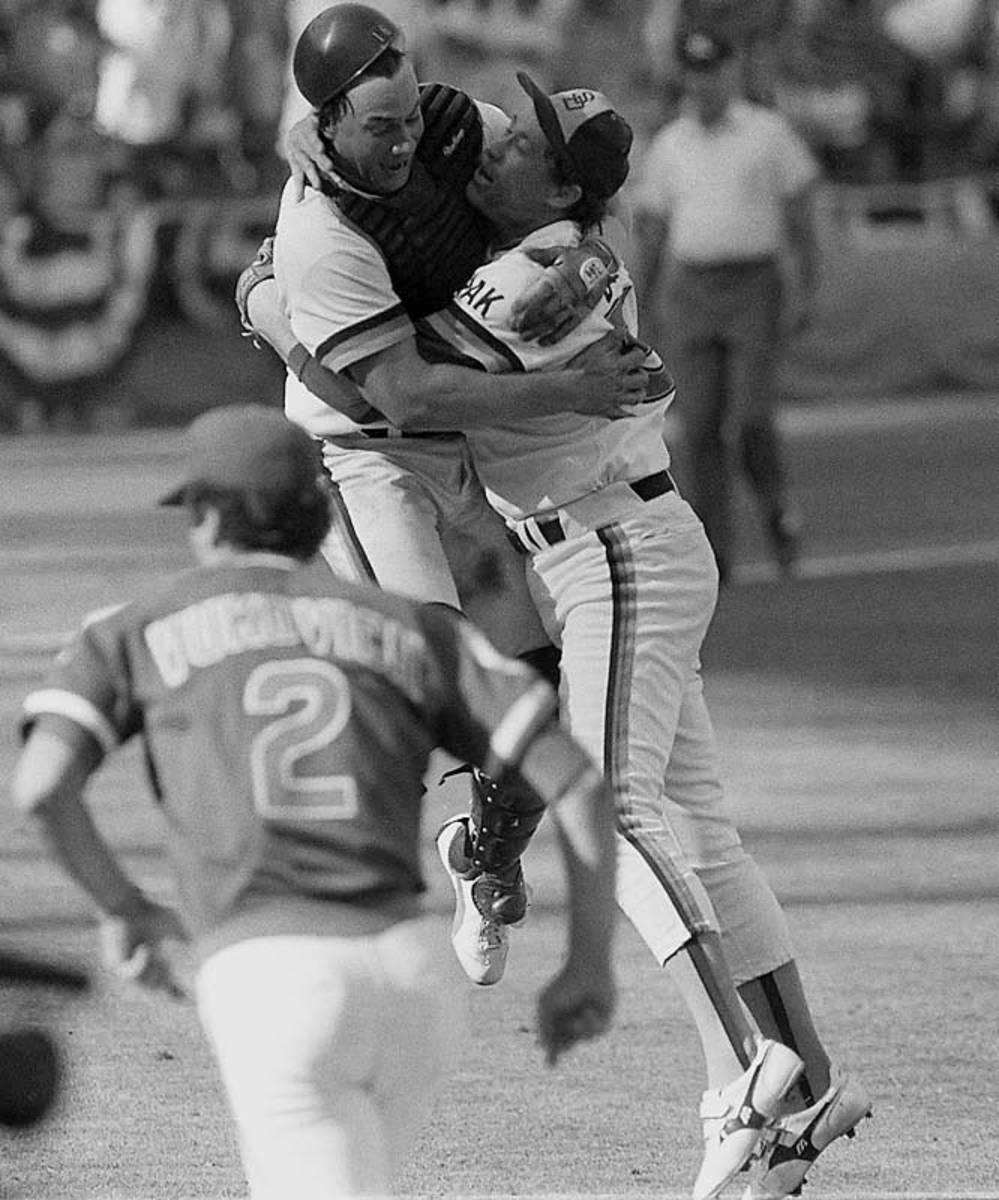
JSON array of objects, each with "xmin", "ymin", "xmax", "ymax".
[
  {"xmin": 516, "ymin": 486, "xmax": 793, "ymax": 980},
  {"xmin": 319, "ymin": 435, "xmax": 550, "ymax": 658},
  {"xmin": 196, "ymin": 917, "xmax": 466, "ymax": 1200}
]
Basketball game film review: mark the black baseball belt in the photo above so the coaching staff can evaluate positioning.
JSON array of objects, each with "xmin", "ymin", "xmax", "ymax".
[{"xmin": 508, "ymin": 469, "xmax": 675, "ymax": 554}]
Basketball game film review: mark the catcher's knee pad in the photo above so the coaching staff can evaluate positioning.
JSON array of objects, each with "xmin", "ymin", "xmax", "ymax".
[{"xmin": 469, "ymin": 767, "xmax": 546, "ymax": 874}]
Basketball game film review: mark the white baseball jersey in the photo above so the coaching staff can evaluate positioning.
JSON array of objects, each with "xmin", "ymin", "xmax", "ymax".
[
  {"xmin": 274, "ymin": 101, "xmax": 508, "ymax": 439},
  {"xmin": 418, "ymin": 218, "xmax": 674, "ymax": 523},
  {"xmin": 271, "ymin": 101, "xmax": 549, "ymax": 654},
  {"xmin": 274, "ymin": 176, "xmax": 414, "ymax": 438}
]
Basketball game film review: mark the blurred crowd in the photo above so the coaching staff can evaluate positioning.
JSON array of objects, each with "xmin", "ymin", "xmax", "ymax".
[
  {"xmin": 642, "ymin": 0, "xmax": 999, "ymax": 181},
  {"xmin": 1, "ymin": 0, "xmax": 997, "ymax": 431}
]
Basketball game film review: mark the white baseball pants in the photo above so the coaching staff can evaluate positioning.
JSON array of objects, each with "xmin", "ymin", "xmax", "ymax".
[
  {"xmin": 319, "ymin": 436, "xmax": 549, "ymax": 658},
  {"xmin": 196, "ymin": 919, "xmax": 466, "ymax": 1199},
  {"xmin": 521, "ymin": 490, "xmax": 794, "ymax": 979}
]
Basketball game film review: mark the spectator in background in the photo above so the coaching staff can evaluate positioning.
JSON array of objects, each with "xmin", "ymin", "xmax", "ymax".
[
  {"xmin": 770, "ymin": 0, "xmax": 886, "ymax": 182},
  {"xmin": 0, "ymin": 0, "xmax": 160, "ymax": 433},
  {"xmin": 643, "ymin": 0, "xmax": 792, "ymax": 108},
  {"xmin": 632, "ymin": 28, "xmax": 820, "ymax": 585},
  {"xmin": 880, "ymin": 0, "xmax": 999, "ymax": 178},
  {"xmin": 94, "ymin": 0, "xmax": 259, "ymax": 197}
]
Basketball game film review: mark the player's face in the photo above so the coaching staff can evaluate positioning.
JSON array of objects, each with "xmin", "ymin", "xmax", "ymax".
[
  {"xmin": 466, "ymin": 104, "xmax": 564, "ymax": 240},
  {"xmin": 332, "ymin": 66, "xmax": 423, "ymax": 194}
]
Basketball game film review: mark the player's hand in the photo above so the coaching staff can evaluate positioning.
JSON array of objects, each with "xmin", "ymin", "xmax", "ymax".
[
  {"xmin": 100, "ymin": 901, "xmax": 189, "ymax": 1002},
  {"xmin": 285, "ymin": 114, "xmax": 333, "ymax": 200},
  {"xmin": 537, "ymin": 961, "xmax": 615, "ymax": 1067},
  {"xmin": 510, "ymin": 243, "xmax": 615, "ymax": 345},
  {"xmin": 567, "ymin": 330, "xmax": 649, "ymax": 416}
]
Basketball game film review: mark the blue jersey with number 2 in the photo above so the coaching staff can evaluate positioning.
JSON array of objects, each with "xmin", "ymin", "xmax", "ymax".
[{"xmin": 20, "ymin": 561, "xmax": 556, "ymax": 950}]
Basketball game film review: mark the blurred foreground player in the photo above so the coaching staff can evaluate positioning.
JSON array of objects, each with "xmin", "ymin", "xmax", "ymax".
[{"xmin": 11, "ymin": 405, "xmax": 618, "ymax": 1200}]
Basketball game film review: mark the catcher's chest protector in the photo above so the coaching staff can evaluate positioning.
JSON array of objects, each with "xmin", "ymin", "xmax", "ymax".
[{"xmin": 328, "ymin": 84, "xmax": 491, "ymax": 317}]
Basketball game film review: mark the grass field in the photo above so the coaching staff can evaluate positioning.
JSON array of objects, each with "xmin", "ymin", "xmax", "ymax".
[{"xmin": 1, "ymin": 393, "xmax": 998, "ymax": 1199}]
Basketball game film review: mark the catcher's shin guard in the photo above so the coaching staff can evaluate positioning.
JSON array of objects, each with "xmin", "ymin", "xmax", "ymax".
[{"xmin": 468, "ymin": 767, "xmax": 546, "ymax": 875}]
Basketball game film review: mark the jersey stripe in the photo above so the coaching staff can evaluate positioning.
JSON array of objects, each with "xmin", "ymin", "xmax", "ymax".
[
  {"xmin": 315, "ymin": 303, "xmax": 412, "ymax": 370},
  {"xmin": 597, "ymin": 524, "xmax": 710, "ymax": 936},
  {"xmin": 419, "ymin": 305, "xmax": 525, "ymax": 373},
  {"xmin": 22, "ymin": 687, "xmax": 119, "ymax": 754}
]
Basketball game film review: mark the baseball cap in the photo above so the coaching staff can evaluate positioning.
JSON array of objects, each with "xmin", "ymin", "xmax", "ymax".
[
  {"xmin": 676, "ymin": 28, "xmax": 734, "ymax": 70},
  {"xmin": 516, "ymin": 71, "xmax": 633, "ymax": 200},
  {"xmin": 160, "ymin": 404, "xmax": 323, "ymax": 507}
]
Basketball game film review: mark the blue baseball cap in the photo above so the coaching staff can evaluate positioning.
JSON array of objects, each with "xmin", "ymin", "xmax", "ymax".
[{"xmin": 160, "ymin": 404, "xmax": 323, "ymax": 507}]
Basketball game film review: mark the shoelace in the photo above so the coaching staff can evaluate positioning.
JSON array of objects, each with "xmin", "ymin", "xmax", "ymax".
[{"xmin": 476, "ymin": 920, "xmax": 504, "ymax": 950}]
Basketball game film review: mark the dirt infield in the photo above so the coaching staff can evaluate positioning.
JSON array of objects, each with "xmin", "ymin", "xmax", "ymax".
[{"xmin": 2, "ymin": 403, "xmax": 998, "ymax": 1197}]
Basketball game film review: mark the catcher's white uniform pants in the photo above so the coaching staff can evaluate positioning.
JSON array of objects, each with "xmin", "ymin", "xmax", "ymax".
[
  {"xmin": 196, "ymin": 918, "xmax": 466, "ymax": 1200},
  {"xmin": 319, "ymin": 435, "xmax": 549, "ymax": 658},
  {"xmin": 520, "ymin": 489, "xmax": 793, "ymax": 979}
]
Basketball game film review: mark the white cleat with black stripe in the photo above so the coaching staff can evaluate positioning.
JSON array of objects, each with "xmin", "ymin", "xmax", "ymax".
[
  {"xmin": 694, "ymin": 1039, "xmax": 805, "ymax": 1200},
  {"xmin": 741, "ymin": 1068, "xmax": 872, "ymax": 1199}
]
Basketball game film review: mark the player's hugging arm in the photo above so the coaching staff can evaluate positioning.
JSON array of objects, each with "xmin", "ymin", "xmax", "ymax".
[
  {"xmin": 235, "ymin": 248, "xmax": 649, "ymax": 429},
  {"xmin": 346, "ymin": 331, "xmax": 646, "ymax": 429},
  {"xmin": 235, "ymin": 237, "xmax": 384, "ymax": 426}
]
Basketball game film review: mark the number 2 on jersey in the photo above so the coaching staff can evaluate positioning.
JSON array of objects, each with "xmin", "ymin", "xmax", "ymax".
[{"xmin": 244, "ymin": 658, "xmax": 359, "ymax": 821}]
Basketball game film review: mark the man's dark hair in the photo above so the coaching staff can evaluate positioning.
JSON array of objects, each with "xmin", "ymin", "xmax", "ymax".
[
  {"xmin": 549, "ymin": 153, "xmax": 611, "ymax": 232},
  {"xmin": 186, "ymin": 484, "xmax": 331, "ymax": 561},
  {"xmin": 318, "ymin": 46, "xmax": 407, "ymax": 140}
]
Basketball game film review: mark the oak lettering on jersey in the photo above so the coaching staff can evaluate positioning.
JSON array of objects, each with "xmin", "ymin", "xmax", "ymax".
[{"xmin": 456, "ymin": 277, "xmax": 505, "ymax": 318}]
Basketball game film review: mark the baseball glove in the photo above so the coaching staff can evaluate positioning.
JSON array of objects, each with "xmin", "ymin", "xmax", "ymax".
[
  {"xmin": 510, "ymin": 236, "xmax": 619, "ymax": 345},
  {"xmin": 234, "ymin": 235, "xmax": 276, "ymax": 341}
]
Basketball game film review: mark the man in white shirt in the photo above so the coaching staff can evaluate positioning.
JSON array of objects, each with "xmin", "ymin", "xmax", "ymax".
[{"xmin": 632, "ymin": 27, "xmax": 821, "ymax": 585}]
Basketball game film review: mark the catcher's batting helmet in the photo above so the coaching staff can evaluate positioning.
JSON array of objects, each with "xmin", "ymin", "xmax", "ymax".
[{"xmin": 293, "ymin": 4, "xmax": 404, "ymax": 109}]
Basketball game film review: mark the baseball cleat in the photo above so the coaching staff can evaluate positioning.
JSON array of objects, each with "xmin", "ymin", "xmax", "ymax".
[
  {"xmin": 693, "ymin": 1038, "xmax": 805, "ymax": 1200},
  {"xmin": 436, "ymin": 816, "xmax": 519, "ymax": 986},
  {"xmin": 741, "ymin": 1068, "xmax": 872, "ymax": 1199}
]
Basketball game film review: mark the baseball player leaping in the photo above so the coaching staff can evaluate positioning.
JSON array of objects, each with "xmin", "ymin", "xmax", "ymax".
[
  {"xmin": 413, "ymin": 76, "xmax": 871, "ymax": 1200},
  {"xmin": 240, "ymin": 3, "xmax": 645, "ymax": 989},
  {"xmin": 12, "ymin": 404, "xmax": 619, "ymax": 1200}
]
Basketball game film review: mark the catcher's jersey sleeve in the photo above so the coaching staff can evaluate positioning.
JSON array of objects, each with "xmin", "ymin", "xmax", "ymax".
[
  {"xmin": 19, "ymin": 564, "xmax": 557, "ymax": 953},
  {"xmin": 274, "ymin": 180, "xmax": 413, "ymax": 437}
]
